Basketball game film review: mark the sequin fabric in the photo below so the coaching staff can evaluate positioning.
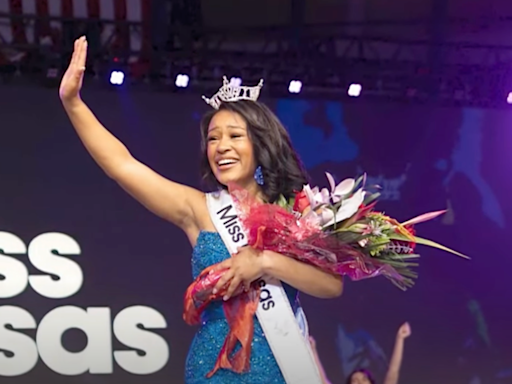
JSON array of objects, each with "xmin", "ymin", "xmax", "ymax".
[{"xmin": 185, "ymin": 231, "xmax": 300, "ymax": 384}]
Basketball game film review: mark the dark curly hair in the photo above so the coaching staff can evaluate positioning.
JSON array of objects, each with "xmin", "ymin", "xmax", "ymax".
[
  {"xmin": 346, "ymin": 369, "xmax": 376, "ymax": 384},
  {"xmin": 199, "ymin": 100, "xmax": 309, "ymax": 203}
]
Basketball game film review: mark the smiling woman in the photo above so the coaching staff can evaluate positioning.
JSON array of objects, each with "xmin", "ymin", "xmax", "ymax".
[
  {"xmin": 205, "ymin": 110, "xmax": 259, "ymax": 194},
  {"xmin": 199, "ymin": 100, "xmax": 310, "ymax": 204},
  {"xmin": 183, "ymin": 88, "xmax": 342, "ymax": 383},
  {"xmin": 59, "ymin": 37, "xmax": 339, "ymax": 384}
]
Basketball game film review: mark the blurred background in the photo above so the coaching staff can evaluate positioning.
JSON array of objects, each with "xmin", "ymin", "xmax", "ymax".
[{"xmin": 0, "ymin": 1, "xmax": 511, "ymax": 383}]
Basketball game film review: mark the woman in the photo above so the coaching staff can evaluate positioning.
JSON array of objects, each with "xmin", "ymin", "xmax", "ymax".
[
  {"xmin": 59, "ymin": 36, "xmax": 342, "ymax": 383},
  {"xmin": 309, "ymin": 322, "xmax": 411, "ymax": 384},
  {"xmin": 345, "ymin": 369, "xmax": 376, "ymax": 384}
]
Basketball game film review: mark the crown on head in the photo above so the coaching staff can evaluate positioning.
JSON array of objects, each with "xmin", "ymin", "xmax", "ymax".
[{"xmin": 202, "ymin": 76, "xmax": 264, "ymax": 109}]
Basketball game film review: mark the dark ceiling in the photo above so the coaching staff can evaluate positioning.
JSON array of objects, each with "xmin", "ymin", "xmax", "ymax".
[{"xmin": 200, "ymin": 0, "xmax": 512, "ymax": 44}]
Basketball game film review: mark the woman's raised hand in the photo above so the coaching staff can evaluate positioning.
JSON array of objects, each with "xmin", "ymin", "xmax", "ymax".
[
  {"xmin": 397, "ymin": 322, "xmax": 411, "ymax": 339},
  {"xmin": 59, "ymin": 36, "xmax": 87, "ymax": 104}
]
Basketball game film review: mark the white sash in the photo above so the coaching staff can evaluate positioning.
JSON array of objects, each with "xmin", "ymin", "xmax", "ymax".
[{"xmin": 206, "ymin": 190, "xmax": 323, "ymax": 384}]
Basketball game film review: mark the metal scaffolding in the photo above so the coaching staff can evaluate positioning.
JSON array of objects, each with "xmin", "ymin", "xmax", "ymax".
[{"xmin": 1, "ymin": 8, "xmax": 512, "ymax": 107}]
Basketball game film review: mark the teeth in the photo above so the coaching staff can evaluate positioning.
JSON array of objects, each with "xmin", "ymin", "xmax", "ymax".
[{"xmin": 218, "ymin": 159, "xmax": 237, "ymax": 165}]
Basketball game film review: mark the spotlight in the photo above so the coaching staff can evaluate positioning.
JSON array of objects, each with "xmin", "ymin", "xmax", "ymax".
[
  {"xmin": 288, "ymin": 80, "xmax": 302, "ymax": 94},
  {"xmin": 175, "ymin": 74, "xmax": 189, "ymax": 88},
  {"xmin": 348, "ymin": 83, "xmax": 362, "ymax": 97},
  {"xmin": 110, "ymin": 70, "xmax": 125, "ymax": 85},
  {"xmin": 507, "ymin": 92, "xmax": 512, "ymax": 104}
]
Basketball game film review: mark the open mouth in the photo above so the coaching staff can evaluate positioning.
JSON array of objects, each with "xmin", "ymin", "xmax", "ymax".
[{"xmin": 216, "ymin": 159, "xmax": 238, "ymax": 170}]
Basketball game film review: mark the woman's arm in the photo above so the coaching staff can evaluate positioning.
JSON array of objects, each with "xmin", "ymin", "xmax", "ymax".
[
  {"xmin": 214, "ymin": 247, "xmax": 343, "ymax": 299},
  {"xmin": 60, "ymin": 37, "xmax": 202, "ymax": 232},
  {"xmin": 309, "ymin": 336, "xmax": 333, "ymax": 384},
  {"xmin": 261, "ymin": 250, "xmax": 343, "ymax": 298},
  {"xmin": 383, "ymin": 322, "xmax": 411, "ymax": 384}
]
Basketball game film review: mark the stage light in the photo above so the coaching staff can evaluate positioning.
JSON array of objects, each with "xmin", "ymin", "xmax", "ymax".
[
  {"xmin": 507, "ymin": 92, "xmax": 512, "ymax": 104},
  {"xmin": 288, "ymin": 80, "xmax": 302, "ymax": 94},
  {"xmin": 348, "ymin": 83, "xmax": 362, "ymax": 97},
  {"xmin": 175, "ymin": 74, "xmax": 189, "ymax": 88},
  {"xmin": 110, "ymin": 70, "xmax": 125, "ymax": 85},
  {"xmin": 229, "ymin": 77, "xmax": 242, "ymax": 87}
]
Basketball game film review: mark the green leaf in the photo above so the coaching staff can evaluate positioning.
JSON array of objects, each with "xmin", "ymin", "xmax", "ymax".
[
  {"xmin": 381, "ymin": 259, "xmax": 419, "ymax": 268},
  {"xmin": 332, "ymin": 200, "xmax": 343, "ymax": 211},
  {"xmin": 388, "ymin": 233, "xmax": 469, "ymax": 259},
  {"xmin": 333, "ymin": 231, "xmax": 368, "ymax": 243},
  {"xmin": 365, "ymin": 239, "xmax": 391, "ymax": 250},
  {"xmin": 391, "ymin": 281, "xmax": 408, "ymax": 291},
  {"xmin": 276, "ymin": 195, "xmax": 288, "ymax": 209},
  {"xmin": 353, "ymin": 174, "xmax": 366, "ymax": 192},
  {"xmin": 395, "ymin": 270, "xmax": 418, "ymax": 279},
  {"xmin": 288, "ymin": 196, "xmax": 295, "ymax": 210},
  {"xmin": 363, "ymin": 192, "xmax": 380, "ymax": 206},
  {"xmin": 329, "ymin": 206, "xmax": 339, "ymax": 230},
  {"xmin": 386, "ymin": 253, "xmax": 421, "ymax": 260},
  {"xmin": 337, "ymin": 223, "xmax": 366, "ymax": 233}
]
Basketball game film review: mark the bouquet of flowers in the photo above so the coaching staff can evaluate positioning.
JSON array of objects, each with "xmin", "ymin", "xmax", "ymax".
[
  {"xmin": 183, "ymin": 173, "xmax": 467, "ymax": 376},
  {"xmin": 233, "ymin": 173, "xmax": 466, "ymax": 288}
]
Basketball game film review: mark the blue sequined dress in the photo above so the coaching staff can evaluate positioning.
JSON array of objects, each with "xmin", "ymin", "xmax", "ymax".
[{"xmin": 185, "ymin": 231, "xmax": 305, "ymax": 384}]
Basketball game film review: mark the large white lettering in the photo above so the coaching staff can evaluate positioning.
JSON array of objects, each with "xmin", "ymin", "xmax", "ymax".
[
  {"xmin": 37, "ymin": 306, "xmax": 113, "ymax": 375},
  {"xmin": 0, "ymin": 232, "xmax": 169, "ymax": 377},
  {"xmin": 28, "ymin": 233, "xmax": 83, "ymax": 299},
  {"xmin": 0, "ymin": 232, "xmax": 29, "ymax": 298},
  {"xmin": 113, "ymin": 306, "xmax": 169, "ymax": 374},
  {"xmin": 0, "ymin": 306, "xmax": 38, "ymax": 376},
  {"xmin": 0, "ymin": 232, "xmax": 82, "ymax": 299}
]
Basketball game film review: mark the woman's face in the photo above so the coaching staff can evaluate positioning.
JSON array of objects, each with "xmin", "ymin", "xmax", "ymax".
[
  {"xmin": 206, "ymin": 110, "xmax": 257, "ymax": 189},
  {"xmin": 350, "ymin": 372, "xmax": 372, "ymax": 384}
]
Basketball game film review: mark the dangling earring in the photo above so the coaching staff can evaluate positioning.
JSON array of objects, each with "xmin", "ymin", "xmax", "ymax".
[{"xmin": 254, "ymin": 166, "xmax": 264, "ymax": 186}]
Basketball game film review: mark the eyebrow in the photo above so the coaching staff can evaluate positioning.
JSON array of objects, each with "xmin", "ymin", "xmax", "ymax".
[{"xmin": 208, "ymin": 125, "xmax": 246, "ymax": 132}]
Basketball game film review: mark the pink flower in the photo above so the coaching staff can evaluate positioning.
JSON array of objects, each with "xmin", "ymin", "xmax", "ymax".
[
  {"xmin": 303, "ymin": 185, "xmax": 330, "ymax": 209},
  {"xmin": 322, "ymin": 189, "xmax": 365, "ymax": 227},
  {"xmin": 325, "ymin": 172, "xmax": 355, "ymax": 203}
]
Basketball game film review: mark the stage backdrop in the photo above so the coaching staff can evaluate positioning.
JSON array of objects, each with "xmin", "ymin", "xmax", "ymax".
[{"xmin": 0, "ymin": 84, "xmax": 511, "ymax": 384}]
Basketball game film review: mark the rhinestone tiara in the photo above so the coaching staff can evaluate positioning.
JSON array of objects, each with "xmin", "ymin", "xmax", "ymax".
[{"xmin": 202, "ymin": 76, "xmax": 264, "ymax": 109}]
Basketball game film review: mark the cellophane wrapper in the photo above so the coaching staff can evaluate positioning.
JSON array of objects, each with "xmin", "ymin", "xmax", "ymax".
[
  {"xmin": 230, "ymin": 186, "xmax": 405, "ymax": 284},
  {"xmin": 183, "ymin": 264, "xmax": 259, "ymax": 377}
]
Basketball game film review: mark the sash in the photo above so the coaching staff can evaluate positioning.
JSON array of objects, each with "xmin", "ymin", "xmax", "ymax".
[{"xmin": 206, "ymin": 190, "xmax": 323, "ymax": 384}]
